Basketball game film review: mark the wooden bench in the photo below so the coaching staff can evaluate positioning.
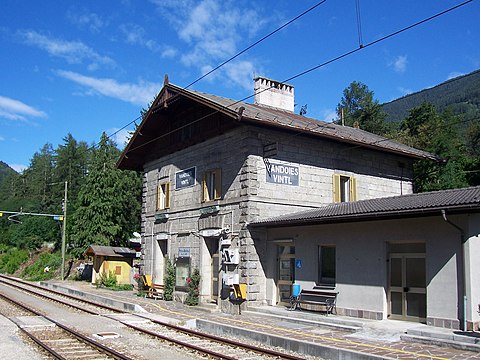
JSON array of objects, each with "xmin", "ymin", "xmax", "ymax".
[
  {"xmin": 290, "ymin": 289, "xmax": 338, "ymax": 315},
  {"xmin": 142, "ymin": 275, "xmax": 164, "ymax": 300}
]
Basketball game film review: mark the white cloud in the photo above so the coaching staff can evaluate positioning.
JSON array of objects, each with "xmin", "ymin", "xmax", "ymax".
[
  {"xmin": 318, "ymin": 109, "xmax": 337, "ymax": 123},
  {"xmin": 398, "ymin": 87, "xmax": 413, "ymax": 96},
  {"xmin": 10, "ymin": 164, "xmax": 27, "ymax": 173},
  {"xmin": 55, "ymin": 70, "xmax": 161, "ymax": 106},
  {"xmin": 119, "ymin": 23, "xmax": 178, "ymax": 58},
  {"xmin": 108, "ymin": 128, "xmax": 132, "ymax": 147},
  {"xmin": 150, "ymin": 0, "xmax": 270, "ymax": 90},
  {"xmin": 18, "ymin": 30, "xmax": 115, "ymax": 69},
  {"xmin": 67, "ymin": 11, "xmax": 105, "ymax": 33},
  {"xmin": 0, "ymin": 95, "xmax": 47, "ymax": 121},
  {"xmin": 224, "ymin": 61, "xmax": 255, "ymax": 90},
  {"xmin": 390, "ymin": 55, "xmax": 408, "ymax": 73},
  {"xmin": 447, "ymin": 72, "xmax": 465, "ymax": 80}
]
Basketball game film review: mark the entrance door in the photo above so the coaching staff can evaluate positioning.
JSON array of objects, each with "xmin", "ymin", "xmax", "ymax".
[
  {"xmin": 206, "ymin": 238, "xmax": 219, "ymax": 302},
  {"xmin": 276, "ymin": 244, "xmax": 295, "ymax": 305},
  {"xmin": 389, "ymin": 254, "xmax": 426, "ymax": 322}
]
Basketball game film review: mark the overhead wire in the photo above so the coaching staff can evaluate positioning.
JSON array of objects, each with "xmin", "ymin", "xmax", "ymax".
[
  {"xmin": 98, "ymin": 1, "xmax": 329, "ymax": 149},
  {"xmin": 184, "ymin": 0, "xmax": 328, "ymax": 90},
  {"xmin": 122, "ymin": 0, "xmax": 475, "ymax": 155}
]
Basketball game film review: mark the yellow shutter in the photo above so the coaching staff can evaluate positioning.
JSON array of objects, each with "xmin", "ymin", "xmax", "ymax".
[
  {"xmin": 165, "ymin": 182, "xmax": 170, "ymax": 209},
  {"xmin": 202, "ymin": 172, "xmax": 208, "ymax": 202},
  {"xmin": 214, "ymin": 169, "xmax": 222, "ymax": 200},
  {"xmin": 350, "ymin": 177, "xmax": 357, "ymax": 201},
  {"xmin": 156, "ymin": 184, "xmax": 161, "ymax": 210},
  {"xmin": 332, "ymin": 174, "xmax": 341, "ymax": 203}
]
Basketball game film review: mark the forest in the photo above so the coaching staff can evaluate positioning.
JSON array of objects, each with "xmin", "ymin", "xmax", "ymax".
[
  {"xmin": 0, "ymin": 74, "xmax": 479, "ymax": 278},
  {"xmin": 0, "ymin": 133, "xmax": 142, "ymax": 277}
]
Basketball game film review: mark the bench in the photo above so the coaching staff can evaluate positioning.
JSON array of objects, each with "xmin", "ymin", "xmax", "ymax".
[
  {"xmin": 142, "ymin": 275, "xmax": 164, "ymax": 300},
  {"xmin": 289, "ymin": 289, "xmax": 338, "ymax": 315}
]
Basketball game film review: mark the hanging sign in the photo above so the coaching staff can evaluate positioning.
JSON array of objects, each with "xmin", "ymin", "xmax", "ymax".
[
  {"xmin": 266, "ymin": 161, "xmax": 299, "ymax": 186},
  {"xmin": 175, "ymin": 167, "xmax": 196, "ymax": 190}
]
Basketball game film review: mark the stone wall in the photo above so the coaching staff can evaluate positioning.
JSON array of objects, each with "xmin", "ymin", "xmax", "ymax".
[{"xmin": 139, "ymin": 124, "xmax": 416, "ymax": 310}]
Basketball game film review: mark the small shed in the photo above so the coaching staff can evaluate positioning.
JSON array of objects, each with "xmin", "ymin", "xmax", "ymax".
[{"xmin": 84, "ymin": 245, "xmax": 136, "ymax": 285}]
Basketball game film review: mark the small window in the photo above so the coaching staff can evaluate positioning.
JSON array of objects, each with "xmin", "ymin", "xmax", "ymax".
[
  {"xmin": 202, "ymin": 169, "xmax": 221, "ymax": 202},
  {"xmin": 115, "ymin": 266, "xmax": 122, "ymax": 275},
  {"xmin": 318, "ymin": 245, "xmax": 336, "ymax": 286},
  {"xmin": 333, "ymin": 174, "xmax": 357, "ymax": 203},
  {"xmin": 156, "ymin": 182, "xmax": 170, "ymax": 210}
]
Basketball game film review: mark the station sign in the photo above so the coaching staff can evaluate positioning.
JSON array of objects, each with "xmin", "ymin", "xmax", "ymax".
[
  {"xmin": 266, "ymin": 161, "xmax": 299, "ymax": 186},
  {"xmin": 178, "ymin": 247, "xmax": 190, "ymax": 258},
  {"xmin": 175, "ymin": 167, "xmax": 196, "ymax": 190}
]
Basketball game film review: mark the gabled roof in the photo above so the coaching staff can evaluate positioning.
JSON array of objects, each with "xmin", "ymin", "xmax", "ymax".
[
  {"xmin": 250, "ymin": 186, "xmax": 480, "ymax": 227},
  {"xmin": 84, "ymin": 245, "xmax": 136, "ymax": 258},
  {"xmin": 117, "ymin": 82, "xmax": 438, "ymax": 171}
]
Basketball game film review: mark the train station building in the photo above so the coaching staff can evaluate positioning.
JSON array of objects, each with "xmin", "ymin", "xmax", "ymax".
[{"xmin": 117, "ymin": 76, "xmax": 479, "ymax": 330}]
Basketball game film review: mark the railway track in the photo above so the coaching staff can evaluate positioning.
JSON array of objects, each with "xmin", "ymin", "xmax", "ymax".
[
  {"xmin": 0, "ymin": 274, "xmax": 307, "ymax": 359},
  {"xmin": 0, "ymin": 292, "xmax": 135, "ymax": 360}
]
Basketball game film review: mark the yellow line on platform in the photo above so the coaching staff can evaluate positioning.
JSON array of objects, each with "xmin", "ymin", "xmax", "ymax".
[
  {"xmin": 223, "ymin": 318, "xmax": 449, "ymax": 360},
  {"xmin": 125, "ymin": 297, "xmax": 448, "ymax": 360}
]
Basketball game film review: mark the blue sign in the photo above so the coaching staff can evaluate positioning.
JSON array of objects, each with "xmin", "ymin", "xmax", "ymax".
[
  {"xmin": 295, "ymin": 259, "xmax": 302, "ymax": 269},
  {"xmin": 266, "ymin": 161, "xmax": 299, "ymax": 186},
  {"xmin": 175, "ymin": 167, "xmax": 196, "ymax": 190}
]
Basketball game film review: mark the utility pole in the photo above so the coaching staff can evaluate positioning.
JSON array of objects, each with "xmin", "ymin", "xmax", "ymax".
[{"xmin": 61, "ymin": 180, "xmax": 68, "ymax": 280}]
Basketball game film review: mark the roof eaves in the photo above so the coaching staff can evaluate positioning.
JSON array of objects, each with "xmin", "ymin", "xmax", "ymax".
[{"xmin": 249, "ymin": 203, "xmax": 480, "ymax": 228}]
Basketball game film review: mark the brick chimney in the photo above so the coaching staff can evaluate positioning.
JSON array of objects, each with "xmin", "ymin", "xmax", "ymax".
[{"xmin": 254, "ymin": 77, "xmax": 294, "ymax": 112}]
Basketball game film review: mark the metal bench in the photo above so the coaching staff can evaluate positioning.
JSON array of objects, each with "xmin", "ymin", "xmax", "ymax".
[{"xmin": 290, "ymin": 289, "xmax": 338, "ymax": 315}]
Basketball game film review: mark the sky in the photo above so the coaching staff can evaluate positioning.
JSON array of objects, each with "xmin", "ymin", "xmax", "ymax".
[{"xmin": 0, "ymin": 0, "xmax": 479, "ymax": 172}]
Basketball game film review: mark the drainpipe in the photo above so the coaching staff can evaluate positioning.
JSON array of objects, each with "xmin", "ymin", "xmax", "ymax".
[{"xmin": 441, "ymin": 209, "xmax": 467, "ymax": 331}]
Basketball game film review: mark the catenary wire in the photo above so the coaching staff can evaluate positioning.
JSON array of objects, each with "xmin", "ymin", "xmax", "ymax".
[
  {"xmin": 184, "ymin": 0, "xmax": 328, "ymax": 89},
  {"xmin": 98, "ymin": 1, "xmax": 328, "ymax": 148},
  {"xmin": 122, "ymin": 0, "xmax": 475, "ymax": 156}
]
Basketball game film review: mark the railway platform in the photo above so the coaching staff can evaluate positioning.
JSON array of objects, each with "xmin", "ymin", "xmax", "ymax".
[{"xmin": 41, "ymin": 280, "xmax": 480, "ymax": 359}]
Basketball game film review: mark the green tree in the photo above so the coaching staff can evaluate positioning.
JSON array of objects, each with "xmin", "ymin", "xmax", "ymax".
[
  {"xmin": 54, "ymin": 134, "xmax": 89, "ymax": 210},
  {"xmin": 9, "ymin": 216, "xmax": 60, "ymax": 250},
  {"xmin": 70, "ymin": 133, "xmax": 142, "ymax": 256},
  {"xmin": 335, "ymin": 81, "xmax": 389, "ymax": 135},
  {"xmin": 21, "ymin": 144, "xmax": 55, "ymax": 210},
  {"xmin": 398, "ymin": 103, "xmax": 468, "ymax": 192}
]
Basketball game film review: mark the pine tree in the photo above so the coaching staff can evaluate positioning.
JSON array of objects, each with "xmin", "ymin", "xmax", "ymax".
[
  {"xmin": 335, "ymin": 81, "xmax": 389, "ymax": 135},
  {"xmin": 70, "ymin": 133, "xmax": 141, "ymax": 256}
]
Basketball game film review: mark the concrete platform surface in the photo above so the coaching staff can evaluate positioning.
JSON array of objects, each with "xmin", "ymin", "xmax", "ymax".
[{"xmin": 41, "ymin": 280, "xmax": 480, "ymax": 359}]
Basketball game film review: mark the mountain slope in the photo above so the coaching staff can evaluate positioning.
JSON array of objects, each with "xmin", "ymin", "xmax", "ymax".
[
  {"xmin": 0, "ymin": 161, "xmax": 17, "ymax": 186},
  {"xmin": 382, "ymin": 69, "xmax": 480, "ymax": 122}
]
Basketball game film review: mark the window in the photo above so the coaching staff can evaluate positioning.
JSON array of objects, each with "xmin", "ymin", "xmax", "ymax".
[
  {"xmin": 156, "ymin": 182, "xmax": 170, "ymax": 210},
  {"xmin": 332, "ymin": 174, "xmax": 357, "ymax": 203},
  {"xmin": 318, "ymin": 245, "xmax": 336, "ymax": 286},
  {"xmin": 202, "ymin": 169, "xmax": 221, "ymax": 202},
  {"xmin": 175, "ymin": 256, "xmax": 190, "ymax": 289}
]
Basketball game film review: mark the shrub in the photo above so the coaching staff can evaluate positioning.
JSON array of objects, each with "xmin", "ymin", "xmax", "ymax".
[
  {"xmin": 164, "ymin": 258, "xmax": 175, "ymax": 301},
  {"xmin": 95, "ymin": 270, "xmax": 117, "ymax": 288},
  {"xmin": 0, "ymin": 248, "xmax": 29, "ymax": 274},
  {"xmin": 22, "ymin": 252, "xmax": 62, "ymax": 281},
  {"xmin": 184, "ymin": 268, "xmax": 200, "ymax": 306}
]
